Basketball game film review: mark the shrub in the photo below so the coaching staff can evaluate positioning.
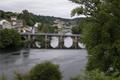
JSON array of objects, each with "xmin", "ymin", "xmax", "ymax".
[
  {"xmin": 15, "ymin": 61, "xmax": 62, "ymax": 80},
  {"xmin": 29, "ymin": 61, "xmax": 62, "ymax": 80}
]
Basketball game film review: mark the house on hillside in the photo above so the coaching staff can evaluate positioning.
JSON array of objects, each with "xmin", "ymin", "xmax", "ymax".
[
  {"xmin": 0, "ymin": 17, "xmax": 39, "ymax": 34},
  {"xmin": 10, "ymin": 16, "xmax": 23, "ymax": 29},
  {"xmin": 53, "ymin": 19, "xmax": 72, "ymax": 34},
  {"xmin": 18, "ymin": 26, "xmax": 38, "ymax": 34},
  {"xmin": 0, "ymin": 17, "xmax": 25, "ymax": 33},
  {"xmin": 21, "ymin": 22, "xmax": 40, "ymax": 33},
  {"xmin": 0, "ymin": 16, "xmax": 23, "ymax": 30},
  {"xmin": 33, "ymin": 22, "xmax": 41, "ymax": 33},
  {"xmin": 53, "ymin": 19, "xmax": 65, "ymax": 34},
  {"xmin": 0, "ymin": 19, "xmax": 13, "ymax": 29},
  {"xmin": 25, "ymin": 26, "xmax": 36, "ymax": 33}
]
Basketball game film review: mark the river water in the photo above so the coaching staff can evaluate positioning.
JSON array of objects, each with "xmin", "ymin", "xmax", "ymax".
[{"xmin": 0, "ymin": 49, "xmax": 87, "ymax": 80}]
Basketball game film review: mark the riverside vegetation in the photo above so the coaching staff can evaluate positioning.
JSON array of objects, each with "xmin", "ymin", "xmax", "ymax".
[
  {"xmin": 0, "ymin": 29, "xmax": 22, "ymax": 51},
  {"xmin": 70, "ymin": 0, "xmax": 120, "ymax": 80}
]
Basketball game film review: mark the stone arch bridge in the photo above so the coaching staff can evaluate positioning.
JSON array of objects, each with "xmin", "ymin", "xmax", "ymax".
[{"xmin": 20, "ymin": 33, "xmax": 85, "ymax": 49}]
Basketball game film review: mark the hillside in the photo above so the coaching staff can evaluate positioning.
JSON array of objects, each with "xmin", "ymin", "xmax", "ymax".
[{"xmin": 0, "ymin": 10, "xmax": 84, "ymax": 26}]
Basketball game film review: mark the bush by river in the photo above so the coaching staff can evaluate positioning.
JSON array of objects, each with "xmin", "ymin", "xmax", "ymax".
[{"xmin": 0, "ymin": 29, "xmax": 22, "ymax": 52}]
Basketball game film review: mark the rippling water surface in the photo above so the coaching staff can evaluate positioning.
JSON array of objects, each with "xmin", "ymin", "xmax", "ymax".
[{"xmin": 0, "ymin": 49, "xmax": 87, "ymax": 80}]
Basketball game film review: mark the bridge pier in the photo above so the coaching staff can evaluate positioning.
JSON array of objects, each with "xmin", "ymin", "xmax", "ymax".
[
  {"xmin": 59, "ymin": 36, "xmax": 63, "ymax": 49},
  {"xmin": 74, "ymin": 36, "xmax": 78, "ymax": 49},
  {"xmin": 45, "ymin": 35, "xmax": 48, "ymax": 49},
  {"xmin": 27, "ymin": 35, "xmax": 31, "ymax": 49},
  {"xmin": 47, "ymin": 36, "xmax": 51, "ymax": 48}
]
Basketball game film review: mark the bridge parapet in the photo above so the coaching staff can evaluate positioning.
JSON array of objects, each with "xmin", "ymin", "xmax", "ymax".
[{"xmin": 20, "ymin": 33, "xmax": 80, "ymax": 37}]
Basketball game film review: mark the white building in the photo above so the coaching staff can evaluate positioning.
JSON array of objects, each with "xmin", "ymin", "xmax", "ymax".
[
  {"xmin": 10, "ymin": 17, "xmax": 23, "ymax": 29},
  {"xmin": 0, "ymin": 17, "xmax": 24, "ymax": 33},
  {"xmin": 0, "ymin": 20, "xmax": 13, "ymax": 29}
]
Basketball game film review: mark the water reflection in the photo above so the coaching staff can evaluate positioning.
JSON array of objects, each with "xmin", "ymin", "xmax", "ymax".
[
  {"xmin": 64, "ymin": 37, "xmax": 73, "ymax": 48},
  {"xmin": 50, "ymin": 37, "xmax": 59, "ymax": 48},
  {"xmin": 78, "ymin": 43, "xmax": 86, "ymax": 49}
]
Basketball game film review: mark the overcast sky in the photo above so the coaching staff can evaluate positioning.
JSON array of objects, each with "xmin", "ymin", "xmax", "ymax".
[{"xmin": 0, "ymin": 0, "xmax": 81, "ymax": 19}]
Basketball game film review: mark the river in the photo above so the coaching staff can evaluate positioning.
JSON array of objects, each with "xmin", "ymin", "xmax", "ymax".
[{"xmin": 0, "ymin": 49, "xmax": 87, "ymax": 80}]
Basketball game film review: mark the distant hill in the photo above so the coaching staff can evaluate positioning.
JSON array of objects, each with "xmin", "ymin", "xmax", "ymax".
[{"xmin": 0, "ymin": 10, "xmax": 84, "ymax": 27}]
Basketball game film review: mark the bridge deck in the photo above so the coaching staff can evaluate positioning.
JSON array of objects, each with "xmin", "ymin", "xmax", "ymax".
[{"xmin": 20, "ymin": 33, "xmax": 80, "ymax": 37}]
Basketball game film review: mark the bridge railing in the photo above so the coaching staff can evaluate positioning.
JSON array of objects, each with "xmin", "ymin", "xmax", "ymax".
[{"xmin": 20, "ymin": 33, "xmax": 81, "ymax": 37}]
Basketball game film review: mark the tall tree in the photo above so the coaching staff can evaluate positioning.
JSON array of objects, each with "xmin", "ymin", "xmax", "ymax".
[
  {"xmin": 70, "ymin": 0, "xmax": 120, "ymax": 74},
  {"xmin": 18, "ymin": 10, "xmax": 35, "ymax": 26},
  {"xmin": 0, "ymin": 29, "xmax": 22, "ymax": 51}
]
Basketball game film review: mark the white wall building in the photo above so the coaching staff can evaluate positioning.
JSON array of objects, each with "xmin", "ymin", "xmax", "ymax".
[{"xmin": 0, "ymin": 20, "xmax": 13, "ymax": 29}]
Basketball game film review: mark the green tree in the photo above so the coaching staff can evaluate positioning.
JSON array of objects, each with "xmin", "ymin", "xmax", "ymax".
[
  {"xmin": 37, "ymin": 23, "xmax": 55, "ymax": 33},
  {"xmin": 15, "ymin": 61, "xmax": 62, "ymax": 80},
  {"xmin": 70, "ymin": 0, "xmax": 120, "ymax": 74},
  {"xmin": 72, "ymin": 18, "xmax": 85, "ymax": 34},
  {"xmin": 0, "ymin": 29, "xmax": 22, "ymax": 51},
  {"xmin": 72, "ymin": 25, "xmax": 82, "ymax": 34},
  {"xmin": 18, "ymin": 10, "xmax": 35, "ymax": 26},
  {"xmin": 0, "ymin": 10, "xmax": 17, "ymax": 19}
]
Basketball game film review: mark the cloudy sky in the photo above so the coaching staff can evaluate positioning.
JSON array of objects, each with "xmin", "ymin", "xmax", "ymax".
[{"xmin": 0, "ymin": 0, "xmax": 81, "ymax": 19}]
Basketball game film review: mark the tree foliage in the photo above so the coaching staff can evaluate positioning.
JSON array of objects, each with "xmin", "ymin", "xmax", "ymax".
[
  {"xmin": 29, "ymin": 61, "xmax": 62, "ymax": 80},
  {"xmin": 18, "ymin": 10, "xmax": 35, "ymax": 26},
  {"xmin": 70, "ymin": 0, "xmax": 120, "ymax": 74},
  {"xmin": 0, "ymin": 10, "xmax": 16, "ymax": 20},
  {"xmin": 0, "ymin": 29, "xmax": 22, "ymax": 51},
  {"xmin": 72, "ymin": 25, "xmax": 82, "ymax": 34},
  {"xmin": 71, "ymin": 69, "xmax": 120, "ymax": 80},
  {"xmin": 37, "ymin": 23, "xmax": 55, "ymax": 33},
  {"xmin": 15, "ymin": 61, "xmax": 62, "ymax": 80},
  {"xmin": 72, "ymin": 18, "xmax": 85, "ymax": 34}
]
